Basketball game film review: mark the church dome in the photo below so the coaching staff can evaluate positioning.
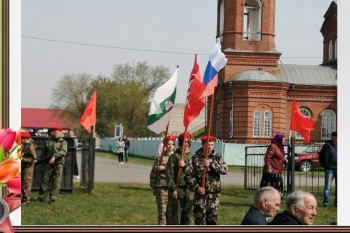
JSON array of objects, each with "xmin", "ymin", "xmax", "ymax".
[{"xmin": 231, "ymin": 70, "xmax": 279, "ymax": 82}]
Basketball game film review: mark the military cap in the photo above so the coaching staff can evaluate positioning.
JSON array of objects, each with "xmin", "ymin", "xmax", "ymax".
[
  {"xmin": 33, "ymin": 127, "xmax": 40, "ymax": 132},
  {"xmin": 178, "ymin": 132, "xmax": 192, "ymax": 140},
  {"xmin": 21, "ymin": 132, "xmax": 31, "ymax": 139},
  {"xmin": 53, "ymin": 127, "xmax": 62, "ymax": 132},
  {"xmin": 164, "ymin": 135, "xmax": 176, "ymax": 143},
  {"xmin": 201, "ymin": 136, "xmax": 216, "ymax": 143}
]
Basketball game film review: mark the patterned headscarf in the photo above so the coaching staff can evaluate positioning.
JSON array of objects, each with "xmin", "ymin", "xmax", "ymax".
[{"xmin": 271, "ymin": 134, "xmax": 285, "ymax": 154}]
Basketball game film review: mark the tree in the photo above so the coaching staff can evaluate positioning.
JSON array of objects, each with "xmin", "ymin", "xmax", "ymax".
[
  {"xmin": 50, "ymin": 62, "xmax": 170, "ymax": 137},
  {"xmin": 50, "ymin": 73, "xmax": 93, "ymax": 135}
]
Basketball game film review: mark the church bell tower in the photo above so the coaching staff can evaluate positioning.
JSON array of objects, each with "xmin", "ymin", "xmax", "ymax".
[{"xmin": 217, "ymin": 0, "xmax": 281, "ymax": 83}]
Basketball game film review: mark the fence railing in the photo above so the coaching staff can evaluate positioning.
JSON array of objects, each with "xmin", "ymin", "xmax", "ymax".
[{"xmin": 244, "ymin": 145, "xmax": 327, "ymax": 194}]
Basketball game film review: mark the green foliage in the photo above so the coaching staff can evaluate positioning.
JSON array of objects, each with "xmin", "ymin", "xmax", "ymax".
[
  {"xmin": 22, "ymin": 183, "xmax": 337, "ymax": 225},
  {"xmin": 50, "ymin": 62, "xmax": 170, "ymax": 137}
]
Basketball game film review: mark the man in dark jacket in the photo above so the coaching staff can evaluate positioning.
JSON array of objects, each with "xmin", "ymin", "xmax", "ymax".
[
  {"xmin": 269, "ymin": 190, "xmax": 317, "ymax": 225},
  {"xmin": 241, "ymin": 186, "xmax": 281, "ymax": 225},
  {"xmin": 318, "ymin": 131, "xmax": 337, "ymax": 207}
]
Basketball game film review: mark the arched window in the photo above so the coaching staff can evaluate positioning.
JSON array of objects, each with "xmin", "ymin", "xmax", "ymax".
[
  {"xmin": 219, "ymin": 0, "xmax": 224, "ymax": 41},
  {"xmin": 329, "ymin": 40, "xmax": 333, "ymax": 60},
  {"xmin": 253, "ymin": 110, "xmax": 261, "ymax": 137},
  {"xmin": 335, "ymin": 39, "xmax": 337, "ymax": 59},
  {"xmin": 321, "ymin": 110, "xmax": 336, "ymax": 139},
  {"xmin": 263, "ymin": 111, "xmax": 272, "ymax": 137},
  {"xmin": 296, "ymin": 109, "xmax": 311, "ymax": 139},
  {"xmin": 243, "ymin": 0, "xmax": 262, "ymax": 41}
]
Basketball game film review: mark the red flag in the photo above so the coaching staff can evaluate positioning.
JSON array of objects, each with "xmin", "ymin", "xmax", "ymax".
[
  {"xmin": 80, "ymin": 90, "xmax": 97, "ymax": 133},
  {"xmin": 290, "ymin": 99, "xmax": 313, "ymax": 143},
  {"xmin": 183, "ymin": 54, "xmax": 205, "ymax": 129}
]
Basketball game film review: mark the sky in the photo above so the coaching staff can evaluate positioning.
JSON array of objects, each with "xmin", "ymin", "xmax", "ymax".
[{"xmin": 22, "ymin": 0, "xmax": 335, "ymax": 108}]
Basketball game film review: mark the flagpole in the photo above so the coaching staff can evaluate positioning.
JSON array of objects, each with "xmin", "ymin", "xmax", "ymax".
[
  {"xmin": 201, "ymin": 92, "xmax": 215, "ymax": 189},
  {"xmin": 175, "ymin": 127, "xmax": 188, "ymax": 193},
  {"xmin": 156, "ymin": 123, "xmax": 169, "ymax": 180}
]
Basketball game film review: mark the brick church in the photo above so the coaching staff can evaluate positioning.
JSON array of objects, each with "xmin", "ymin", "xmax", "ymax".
[{"xmin": 210, "ymin": 0, "xmax": 337, "ymax": 144}]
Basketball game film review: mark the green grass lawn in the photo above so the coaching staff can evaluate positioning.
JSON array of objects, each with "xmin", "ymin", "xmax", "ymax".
[{"xmin": 21, "ymin": 183, "xmax": 337, "ymax": 226}]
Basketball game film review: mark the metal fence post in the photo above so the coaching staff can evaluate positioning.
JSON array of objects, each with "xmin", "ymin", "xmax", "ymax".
[
  {"xmin": 88, "ymin": 130, "xmax": 95, "ymax": 194},
  {"xmin": 291, "ymin": 137, "xmax": 295, "ymax": 193}
]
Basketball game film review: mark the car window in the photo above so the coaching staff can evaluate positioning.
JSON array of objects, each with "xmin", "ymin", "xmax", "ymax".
[{"xmin": 303, "ymin": 146, "xmax": 318, "ymax": 153}]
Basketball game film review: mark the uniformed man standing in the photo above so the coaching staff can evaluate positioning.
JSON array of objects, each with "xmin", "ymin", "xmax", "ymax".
[
  {"xmin": 185, "ymin": 136, "xmax": 227, "ymax": 225},
  {"xmin": 149, "ymin": 135, "xmax": 176, "ymax": 225},
  {"xmin": 38, "ymin": 127, "xmax": 67, "ymax": 204},
  {"xmin": 165, "ymin": 132, "xmax": 194, "ymax": 225},
  {"xmin": 21, "ymin": 132, "xmax": 37, "ymax": 205}
]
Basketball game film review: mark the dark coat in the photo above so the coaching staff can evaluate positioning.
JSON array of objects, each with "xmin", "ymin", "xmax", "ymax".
[
  {"xmin": 263, "ymin": 143, "xmax": 286, "ymax": 175},
  {"xmin": 268, "ymin": 210, "xmax": 304, "ymax": 225},
  {"xmin": 241, "ymin": 205, "xmax": 268, "ymax": 225},
  {"xmin": 319, "ymin": 140, "xmax": 337, "ymax": 170}
]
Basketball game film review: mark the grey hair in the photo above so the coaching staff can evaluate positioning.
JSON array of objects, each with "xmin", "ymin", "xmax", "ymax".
[
  {"xmin": 286, "ymin": 190, "xmax": 314, "ymax": 212},
  {"xmin": 254, "ymin": 186, "xmax": 280, "ymax": 204}
]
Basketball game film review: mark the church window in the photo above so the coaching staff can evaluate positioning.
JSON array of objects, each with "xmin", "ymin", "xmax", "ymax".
[
  {"xmin": 321, "ymin": 110, "xmax": 336, "ymax": 139},
  {"xmin": 253, "ymin": 110, "xmax": 261, "ymax": 137},
  {"xmin": 329, "ymin": 40, "xmax": 333, "ymax": 60},
  {"xmin": 219, "ymin": 0, "xmax": 224, "ymax": 41},
  {"xmin": 296, "ymin": 109, "xmax": 311, "ymax": 139},
  {"xmin": 263, "ymin": 111, "xmax": 272, "ymax": 137},
  {"xmin": 335, "ymin": 39, "xmax": 337, "ymax": 59},
  {"xmin": 243, "ymin": 0, "xmax": 262, "ymax": 41}
]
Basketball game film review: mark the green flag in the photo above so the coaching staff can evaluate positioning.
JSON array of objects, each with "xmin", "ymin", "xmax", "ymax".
[{"xmin": 147, "ymin": 68, "xmax": 178, "ymax": 134}]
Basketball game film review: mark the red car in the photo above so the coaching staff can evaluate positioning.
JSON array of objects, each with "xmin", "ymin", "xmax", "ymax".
[{"xmin": 294, "ymin": 143, "xmax": 324, "ymax": 172}]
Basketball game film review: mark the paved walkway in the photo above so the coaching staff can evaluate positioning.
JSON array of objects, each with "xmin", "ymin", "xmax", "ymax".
[
  {"xmin": 76, "ymin": 152, "xmax": 329, "ymax": 187},
  {"xmin": 76, "ymin": 152, "xmax": 245, "ymax": 185}
]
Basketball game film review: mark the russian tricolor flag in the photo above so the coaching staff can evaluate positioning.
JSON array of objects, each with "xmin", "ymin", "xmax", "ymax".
[{"xmin": 200, "ymin": 39, "xmax": 227, "ymax": 98}]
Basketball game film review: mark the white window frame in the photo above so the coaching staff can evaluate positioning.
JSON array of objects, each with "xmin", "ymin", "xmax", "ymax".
[
  {"xmin": 263, "ymin": 111, "xmax": 272, "ymax": 137},
  {"xmin": 253, "ymin": 110, "xmax": 261, "ymax": 137},
  {"xmin": 321, "ymin": 110, "xmax": 336, "ymax": 139},
  {"xmin": 296, "ymin": 108, "xmax": 311, "ymax": 139},
  {"xmin": 243, "ymin": 0, "xmax": 262, "ymax": 41}
]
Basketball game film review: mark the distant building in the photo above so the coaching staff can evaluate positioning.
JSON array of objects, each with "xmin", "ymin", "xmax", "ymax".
[
  {"xmin": 168, "ymin": 103, "xmax": 205, "ymax": 136},
  {"xmin": 212, "ymin": 0, "xmax": 337, "ymax": 144},
  {"xmin": 21, "ymin": 108, "xmax": 70, "ymax": 135}
]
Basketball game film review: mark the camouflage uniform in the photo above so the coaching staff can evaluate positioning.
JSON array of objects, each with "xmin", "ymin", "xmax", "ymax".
[
  {"xmin": 185, "ymin": 148, "xmax": 227, "ymax": 225},
  {"xmin": 165, "ymin": 148, "xmax": 194, "ymax": 225},
  {"xmin": 38, "ymin": 137, "xmax": 68, "ymax": 202},
  {"xmin": 21, "ymin": 140, "xmax": 37, "ymax": 203},
  {"xmin": 149, "ymin": 152, "xmax": 172, "ymax": 225}
]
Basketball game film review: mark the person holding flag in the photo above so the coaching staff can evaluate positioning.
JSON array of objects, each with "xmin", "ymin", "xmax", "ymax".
[
  {"xmin": 165, "ymin": 132, "xmax": 194, "ymax": 225},
  {"xmin": 185, "ymin": 135, "xmax": 227, "ymax": 225},
  {"xmin": 149, "ymin": 135, "xmax": 176, "ymax": 225}
]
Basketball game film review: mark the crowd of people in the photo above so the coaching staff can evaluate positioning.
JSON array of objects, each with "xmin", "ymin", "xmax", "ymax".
[
  {"xmin": 150, "ymin": 132, "xmax": 227, "ymax": 225},
  {"xmin": 21, "ymin": 127, "xmax": 81, "ymax": 205},
  {"xmin": 115, "ymin": 135, "xmax": 130, "ymax": 165},
  {"xmin": 149, "ymin": 132, "xmax": 337, "ymax": 225}
]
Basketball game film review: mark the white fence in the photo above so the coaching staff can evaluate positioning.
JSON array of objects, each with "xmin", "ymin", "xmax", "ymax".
[{"xmin": 99, "ymin": 137, "xmax": 309, "ymax": 166}]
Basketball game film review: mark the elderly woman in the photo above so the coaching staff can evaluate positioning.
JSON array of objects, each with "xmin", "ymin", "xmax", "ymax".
[{"xmin": 260, "ymin": 134, "xmax": 288, "ymax": 198}]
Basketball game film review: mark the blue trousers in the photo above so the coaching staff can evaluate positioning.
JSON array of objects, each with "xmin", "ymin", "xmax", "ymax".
[{"xmin": 324, "ymin": 169, "xmax": 337, "ymax": 206}]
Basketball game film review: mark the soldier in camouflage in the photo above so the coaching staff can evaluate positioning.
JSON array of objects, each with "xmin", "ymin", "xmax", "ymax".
[
  {"xmin": 185, "ymin": 136, "xmax": 227, "ymax": 225},
  {"xmin": 166, "ymin": 132, "xmax": 194, "ymax": 225},
  {"xmin": 149, "ymin": 135, "xmax": 176, "ymax": 225},
  {"xmin": 21, "ymin": 132, "xmax": 37, "ymax": 205},
  {"xmin": 38, "ymin": 127, "xmax": 68, "ymax": 204}
]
